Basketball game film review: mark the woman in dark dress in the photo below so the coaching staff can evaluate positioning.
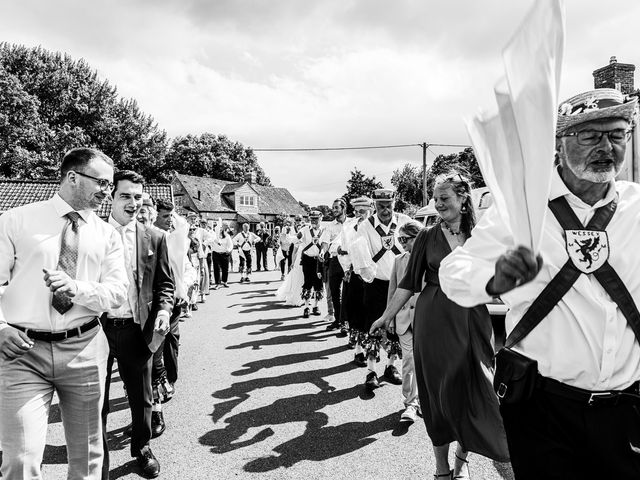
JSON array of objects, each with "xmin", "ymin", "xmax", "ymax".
[{"xmin": 372, "ymin": 173, "xmax": 508, "ymax": 479}]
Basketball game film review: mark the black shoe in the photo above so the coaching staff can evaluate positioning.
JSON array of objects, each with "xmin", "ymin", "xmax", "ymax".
[
  {"xmin": 192, "ymin": 303, "xmax": 198, "ymax": 311},
  {"xmin": 336, "ymin": 327, "xmax": 348, "ymax": 338},
  {"xmin": 135, "ymin": 445, "xmax": 160, "ymax": 478},
  {"xmin": 326, "ymin": 321, "xmax": 340, "ymax": 331},
  {"xmin": 312, "ymin": 307, "xmax": 321, "ymax": 316},
  {"xmin": 239, "ymin": 277, "xmax": 245, "ymax": 283},
  {"xmin": 303, "ymin": 308, "xmax": 310, "ymax": 319},
  {"xmin": 384, "ymin": 365, "xmax": 403, "ymax": 385},
  {"xmin": 245, "ymin": 277, "xmax": 251, "ymax": 283},
  {"xmin": 123, "ymin": 423, "xmax": 132, "ymax": 437},
  {"xmin": 365, "ymin": 371, "xmax": 380, "ymax": 390},
  {"xmin": 353, "ymin": 353, "xmax": 366, "ymax": 367},
  {"xmin": 151, "ymin": 411, "xmax": 165, "ymax": 438}
]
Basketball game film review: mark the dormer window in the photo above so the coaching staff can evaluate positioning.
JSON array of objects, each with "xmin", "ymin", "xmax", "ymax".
[{"xmin": 239, "ymin": 195, "xmax": 256, "ymax": 206}]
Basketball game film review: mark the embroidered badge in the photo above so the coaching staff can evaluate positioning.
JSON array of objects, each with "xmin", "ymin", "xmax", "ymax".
[
  {"xmin": 565, "ymin": 230, "xmax": 609, "ymax": 274},
  {"xmin": 381, "ymin": 235, "xmax": 395, "ymax": 251}
]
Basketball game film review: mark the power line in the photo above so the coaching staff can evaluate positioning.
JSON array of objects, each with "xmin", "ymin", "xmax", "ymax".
[{"xmin": 253, "ymin": 142, "xmax": 470, "ymax": 152}]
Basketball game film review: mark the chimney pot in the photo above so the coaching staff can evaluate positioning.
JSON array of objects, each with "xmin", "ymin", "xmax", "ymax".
[{"xmin": 610, "ymin": 56, "xmax": 617, "ymax": 64}]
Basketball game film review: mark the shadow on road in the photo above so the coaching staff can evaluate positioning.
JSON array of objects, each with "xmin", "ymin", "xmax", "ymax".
[
  {"xmin": 226, "ymin": 288, "xmax": 277, "ymax": 296},
  {"xmin": 232, "ymin": 344, "xmax": 350, "ymax": 376},
  {"xmin": 226, "ymin": 330, "xmax": 335, "ymax": 351},
  {"xmin": 200, "ymin": 385, "xmax": 400, "ymax": 470},
  {"xmin": 224, "ymin": 314, "xmax": 302, "ymax": 331},
  {"xmin": 210, "ymin": 362, "xmax": 359, "ymax": 423}
]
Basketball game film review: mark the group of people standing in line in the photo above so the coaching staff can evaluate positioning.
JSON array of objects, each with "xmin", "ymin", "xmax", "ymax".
[{"xmin": 2, "ymin": 86, "xmax": 640, "ymax": 480}]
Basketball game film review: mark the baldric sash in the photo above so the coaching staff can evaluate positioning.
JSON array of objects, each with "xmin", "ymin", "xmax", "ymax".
[
  {"xmin": 506, "ymin": 194, "xmax": 640, "ymax": 348},
  {"xmin": 302, "ymin": 227, "xmax": 322, "ymax": 254},
  {"xmin": 368, "ymin": 215, "xmax": 401, "ymax": 263},
  {"xmin": 241, "ymin": 232, "xmax": 251, "ymax": 250}
]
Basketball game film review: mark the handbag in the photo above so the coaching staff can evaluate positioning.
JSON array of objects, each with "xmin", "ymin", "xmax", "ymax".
[{"xmin": 493, "ymin": 347, "xmax": 538, "ymax": 404}]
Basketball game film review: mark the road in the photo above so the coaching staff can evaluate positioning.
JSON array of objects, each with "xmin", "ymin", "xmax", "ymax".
[{"xmin": 33, "ymin": 269, "xmax": 514, "ymax": 479}]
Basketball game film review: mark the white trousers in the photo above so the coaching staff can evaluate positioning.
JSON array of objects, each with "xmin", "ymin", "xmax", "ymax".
[
  {"xmin": 0, "ymin": 326, "xmax": 108, "ymax": 480},
  {"xmin": 398, "ymin": 325, "xmax": 419, "ymax": 408}
]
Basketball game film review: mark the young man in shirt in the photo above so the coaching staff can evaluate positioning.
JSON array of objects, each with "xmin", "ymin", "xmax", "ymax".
[
  {"xmin": 440, "ymin": 88, "xmax": 640, "ymax": 479},
  {"xmin": 255, "ymin": 222, "xmax": 271, "ymax": 272},
  {"xmin": 321, "ymin": 198, "xmax": 348, "ymax": 335},
  {"xmin": 102, "ymin": 170, "xmax": 174, "ymax": 479},
  {"xmin": 0, "ymin": 147, "xmax": 128, "ymax": 480}
]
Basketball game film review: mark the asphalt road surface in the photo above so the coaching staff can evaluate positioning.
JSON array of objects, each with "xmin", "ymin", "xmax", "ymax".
[{"xmin": 25, "ymin": 269, "xmax": 514, "ymax": 479}]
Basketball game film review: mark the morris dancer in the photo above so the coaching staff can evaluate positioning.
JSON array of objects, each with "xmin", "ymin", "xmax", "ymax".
[
  {"xmin": 354, "ymin": 189, "xmax": 409, "ymax": 390},
  {"xmin": 298, "ymin": 211, "xmax": 324, "ymax": 318},
  {"xmin": 233, "ymin": 223, "xmax": 259, "ymax": 283},
  {"xmin": 341, "ymin": 196, "xmax": 373, "ymax": 361}
]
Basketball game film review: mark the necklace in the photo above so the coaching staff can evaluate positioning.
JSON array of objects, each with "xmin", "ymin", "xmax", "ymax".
[{"xmin": 442, "ymin": 221, "xmax": 461, "ymax": 236}]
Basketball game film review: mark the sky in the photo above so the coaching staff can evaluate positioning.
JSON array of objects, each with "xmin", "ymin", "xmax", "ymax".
[{"xmin": 1, "ymin": 0, "xmax": 640, "ymax": 206}]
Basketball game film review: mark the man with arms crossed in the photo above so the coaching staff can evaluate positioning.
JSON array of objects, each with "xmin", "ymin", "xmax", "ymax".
[
  {"xmin": 102, "ymin": 170, "xmax": 174, "ymax": 478},
  {"xmin": 440, "ymin": 89, "xmax": 640, "ymax": 478},
  {"xmin": 0, "ymin": 147, "xmax": 128, "ymax": 479}
]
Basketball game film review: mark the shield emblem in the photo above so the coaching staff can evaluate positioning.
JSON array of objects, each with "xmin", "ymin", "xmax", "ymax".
[
  {"xmin": 565, "ymin": 230, "xmax": 609, "ymax": 274},
  {"xmin": 381, "ymin": 235, "xmax": 395, "ymax": 251}
]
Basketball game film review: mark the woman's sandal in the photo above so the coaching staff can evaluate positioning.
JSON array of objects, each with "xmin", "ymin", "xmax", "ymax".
[
  {"xmin": 434, "ymin": 470, "xmax": 453, "ymax": 479},
  {"xmin": 453, "ymin": 454, "xmax": 470, "ymax": 480}
]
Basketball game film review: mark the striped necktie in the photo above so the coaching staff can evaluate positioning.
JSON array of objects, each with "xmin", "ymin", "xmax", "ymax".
[{"xmin": 52, "ymin": 211, "xmax": 81, "ymax": 314}]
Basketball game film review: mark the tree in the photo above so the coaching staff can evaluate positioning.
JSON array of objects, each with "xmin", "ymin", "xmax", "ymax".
[
  {"xmin": 344, "ymin": 168, "xmax": 383, "ymax": 214},
  {"xmin": 426, "ymin": 147, "xmax": 484, "ymax": 199},
  {"xmin": 165, "ymin": 133, "xmax": 271, "ymax": 185},
  {"xmin": 0, "ymin": 43, "xmax": 169, "ymax": 180},
  {"xmin": 298, "ymin": 201, "xmax": 310, "ymax": 214},
  {"xmin": 391, "ymin": 163, "xmax": 423, "ymax": 213}
]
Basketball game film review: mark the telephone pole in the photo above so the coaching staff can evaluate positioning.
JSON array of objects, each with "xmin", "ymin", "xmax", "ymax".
[{"xmin": 421, "ymin": 142, "xmax": 428, "ymax": 206}]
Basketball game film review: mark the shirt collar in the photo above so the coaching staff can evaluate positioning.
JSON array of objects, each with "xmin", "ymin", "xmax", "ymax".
[
  {"xmin": 373, "ymin": 213, "xmax": 394, "ymax": 229},
  {"xmin": 51, "ymin": 193, "xmax": 93, "ymax": 222},
  {"xmin": 108, "ymin": 215, "xmax": 136, "ymax": 232},
  {"xmin": 549, "ymin": 166, "xmax": 617, "ymax": 209}
]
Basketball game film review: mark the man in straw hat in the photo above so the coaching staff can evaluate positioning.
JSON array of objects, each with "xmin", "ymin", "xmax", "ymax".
[
  {"xmin": 355, "ymin": 189, "xmax": 410, "ymax": 391},
  {"xmin": 440, "ymin": 88, "xmax": 640, "ymax": 478},
  {"xmin": 341, "ymin": 196, "xmax": 374, "ymax": 360},
  {"xmin": 298, "ymin": 210, "xmax": 324, "ymax": 318}
]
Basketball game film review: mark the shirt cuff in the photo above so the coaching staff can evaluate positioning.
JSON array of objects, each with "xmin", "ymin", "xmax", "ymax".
[{"xmin": 156, "ymin": 310, "xmax": 170, "ymax": 320}]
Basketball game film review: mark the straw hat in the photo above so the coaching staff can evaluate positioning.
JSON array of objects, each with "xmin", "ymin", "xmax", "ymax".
[
  {"xmin": 309, "ymin": 210, "xmax": 322, "ymax": 219},
  {"xmin": 350, "ymin": 196, "xmax": 373, "ymax": 208},
  {"xmin": 556, "ymin": 88, "xmax": 638, "ymax": 135},
  {"xmin": 371, "ymin": 189, "xmax": 396, "ymax": 202}
]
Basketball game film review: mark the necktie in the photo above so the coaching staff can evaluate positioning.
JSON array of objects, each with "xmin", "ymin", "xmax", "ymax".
[{"xmin": 52, "ymin": 211, "xmax": 81, "ymax": 314}]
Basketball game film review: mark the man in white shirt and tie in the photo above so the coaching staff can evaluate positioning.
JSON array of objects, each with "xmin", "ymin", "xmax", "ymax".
[
  {"xmin": 0, "ymin": 147, "xmax": 128, "ymax": 480},
  {"xmin": 440, "ymin": 88, "xmax": 640, "ymax": 478},
  {"xmin": 101, "ymin": 170, "xmax": 174, "ymax": 479}
]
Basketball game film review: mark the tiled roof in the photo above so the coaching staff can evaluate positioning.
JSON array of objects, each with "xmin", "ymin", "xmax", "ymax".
[
  {"xmin": 173, "ymin": 173, "xmax": 235, "ymax": 212},
  {"xmin": 173, "ymin": 173, "xmax": 306, "ymax": 216},
  {"xmin": 0, "ymin": 179, "xmax": 173, "ymax": 218}
]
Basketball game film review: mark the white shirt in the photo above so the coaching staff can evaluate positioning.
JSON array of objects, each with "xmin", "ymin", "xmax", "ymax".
[
  {"xmin": 0, "ymin": 194, "xmax": 128, "ymax": 331},
  {"xmin": 320, "ymin": 219, "xmax": 345, "ymax": 256},
  {"xmin": 356, "ymin": 213, "xmax": 411, "ymax": 281},
  {"xmin": 211, "ymin": 234, "xmax": 233, "ymax": 253},
  {"xmin": 440, "ymin": 169, "xmax": 640, "ymax": 391},
  {"xmin": 233, "ymin": 231, "xmax": 259, "ymax": 251},
  {"xmin": 299, "ymin": 224, "xmax": 323, "ymax": 258},
  {"xmin": 107, "ymin": 216, "xmax": 137, "ymax": 320}
]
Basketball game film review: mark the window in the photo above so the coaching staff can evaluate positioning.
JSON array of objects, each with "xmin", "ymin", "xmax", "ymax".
[{"xmin": 239, "ymin": 195, "xmax": 256, "ymax": 206}]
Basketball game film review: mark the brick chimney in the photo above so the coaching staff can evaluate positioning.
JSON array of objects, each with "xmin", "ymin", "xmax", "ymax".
[
  {"xmin": 244, "ymin": 170, "xmax": 257, "ymax": 184},
  {"xmin": 593, "ymin": 56, "xmax": 635, "ymax": 94}
]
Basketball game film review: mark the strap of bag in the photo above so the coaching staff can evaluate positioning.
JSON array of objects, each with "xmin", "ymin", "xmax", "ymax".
[{"xmin": 505, "ymin": 195, "xmax": 618, "ymax": 348}]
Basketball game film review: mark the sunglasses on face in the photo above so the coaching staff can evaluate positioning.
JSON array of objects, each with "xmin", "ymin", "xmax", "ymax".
[{"xmin": 397, "ymin": 236, "xmax": 414, "ymax": 245}]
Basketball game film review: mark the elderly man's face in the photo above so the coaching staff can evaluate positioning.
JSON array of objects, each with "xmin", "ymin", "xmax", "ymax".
[
  {"xmin": 557, "ymin": 118, "xmax": 630, "ymax": 186},
  {"xmin": 375, "ymin": 200, "xmax": 394, "ymax": 223}
]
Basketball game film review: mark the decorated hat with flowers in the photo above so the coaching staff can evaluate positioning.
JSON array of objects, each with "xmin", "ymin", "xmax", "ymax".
[{"xmin": 556, "ymin": 88, "xmax": 638, "ymax": 135}]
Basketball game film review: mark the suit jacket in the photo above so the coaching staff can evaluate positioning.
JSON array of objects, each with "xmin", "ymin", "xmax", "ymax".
[
  {"xmin": 388, "ymin": 252, "xmax": 419, "ymax": 336},
  {"xmin": 135, "ymin": 223, "xmax": 174, "ymax": 352}
]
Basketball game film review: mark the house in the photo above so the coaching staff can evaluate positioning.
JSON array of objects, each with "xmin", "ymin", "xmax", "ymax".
[
  {"xmin": 0, "ymin": 178, "xmax": 174, "ymax": 218},
  {"xmin": 171, "ymin": 171, "xmax": 307, "ymax": 231}
]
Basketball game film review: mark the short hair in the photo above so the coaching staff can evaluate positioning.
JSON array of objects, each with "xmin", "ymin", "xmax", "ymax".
[
  {"xmin": 333, "ymin": 198, "xmax": 347, "ymax": 210},
  {"xmin": 242, "ymin": 223, "xmax": 249, "ymax": 228},
  {"xmin": 399, "ymin": 220, "xmax": 424, "ymax": 238},
  {"xmin": 155, "ymin": 198, "xmax": 174, "ymax": 212},
  {"xmin": 112, "ymin": 170, "xmax": 145, "ymax": 196},
  {"xmin": 60, "ymin": 148, "xmax": 113, "ymax": 179}
]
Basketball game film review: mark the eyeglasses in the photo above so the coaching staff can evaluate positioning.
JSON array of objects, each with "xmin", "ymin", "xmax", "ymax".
[
  {"xmin": 398, "ymin": 236, "xmax": 414, "ymax": 245},
  {"xmin": 74, "ymin": 171, "xmax": 114, "ymax": 191},
  {"xmin": 562, "ymin": 129, "xmax": 631, "ymax": 146}
]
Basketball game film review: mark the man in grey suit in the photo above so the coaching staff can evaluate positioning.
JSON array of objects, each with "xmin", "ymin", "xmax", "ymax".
[{"xmin": 102, "ymin": 170, "xmax": 174, "ymax": 479}]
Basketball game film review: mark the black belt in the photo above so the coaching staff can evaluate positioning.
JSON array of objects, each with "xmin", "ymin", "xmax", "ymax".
[
  {"xmin": 104, "ymin": 317, "xmax": 135, "ymax": 327},
  {"xmin": 538, "ymin": 375, "xmax": 640, "ymax": 406},
  {"xmin": 10, "ymin": 317, "xmax": 100, "ymax": 342}
]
